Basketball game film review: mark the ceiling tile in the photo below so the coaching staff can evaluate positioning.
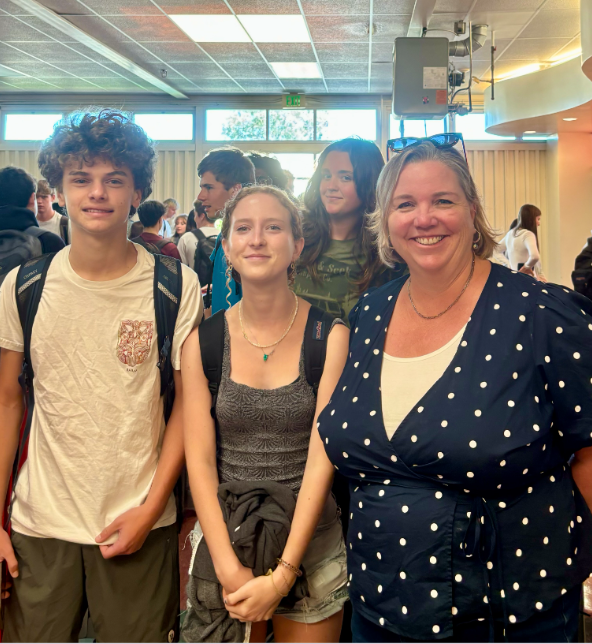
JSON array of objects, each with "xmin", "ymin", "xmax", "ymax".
[
  {"xmin": 9, "ymin": 60, "xmax": 123, "ymax": 78},
  {"xmin": 470, "ymin": 11, "xmax": 536, "ymax": 40},
  {"xmin": 51, "ymin": 77, "xmax": 115, "ymax": 90},
  {"xmin": 0, "ymin": 16, "xmax": 70, "ymax": 41},
  {"xmin": 230, "ymin": 0, "xmax": 300, "ymax": 13},
  {"xmin": 258, "ymin": 43, "xmax": 316, "ymax": 62},
  {"xmin": 428, "ymin": 12, "xmax": 465, "ymax": 31},
  {"xmin": 64, "ymin": 43, "xmax": 120, "ymax": 63},
  {"xmin": 315, "ymin": 42, "xmax": 368, "ymax": 62},
  {"xmin": 372, "ymin": 42, "xmax": 393, "ymax": 62},
  {"xmin": 138, "ymin": 63, "xmax": 184, "ymax": 79},
  {"xmin": 157, "ymin": 0, "xmax": 231, "ymax": 14},
  {"xmin": 520, "ymin": 8, "xmax": 580, "ymax": 39},
  {"xmin": 1, "ymin": 61, "xmax": 68, "ymax": 78},
  {"xmin": 234, "ymin": 79, "xmax": 283, "ymax": 92},
  {"xmin": 165, "ymin": 61, "xmax": 231, "ymax": 79},
  {"xmin": 301, "ymin": 0, "xmax": 369, "ymax": 15},
  {"xmin": 371, "ymin": 61, "xmax": 391, "ymax": 79},
  {"xmin": 191, "ymin": 78, "xmax": 244, "ymax": 91},
  {"xmin": 502, "ymin": 37, "xmax": 573, "ymax": 61},
  {"xmin": 372, "ymin": 0, "xmax": 415, "ymax": 13},
  {"xmin": 220, "ymin": 62, "xmax": 277, "ymax": 79},
  {"xmin": 138, "ymin": 41, "xmax": 211, "ymax": 62},
  {"xmin": 4, "ymin": 76, "xmax": 62, "ymax": 89},
  {"xmin": 37, "ymin": 0, "xmax": 91, "ymax": 13},
  {"xmin": 82, "ymin": 0, "xmax": 162, "ymax": 15},
  {"xmin": 0, "ymin": 0, "xmax": 36, "ymax": 15},
  {"xmin": 307, "ymin": 15, "xmax": 370, "ymax": 41},
  {"xmin": 325, "ymin": 79, "xmax": 368, "ymax": 92},
  {"xmin": 372, "ymin": 16, "xmax": 411, "ymax": 42},
  {"xmin": 0, "ymin": 42, "xmax": 40, "ymax": 62},
  {"xmin": 283, "ymin": 79, "xmax": 326, "ymax": 92},
  {"xmin": 471, "ymin": 39, "xmax": 512, "ymax": 61},
  {"xmin": 472, "ymin": 0, "xmax": 541, "ymax": 10},
  {"xmin": 109, "ymin": 15, "xmax": 193, "ymax": 40},
  {"xmin": 12, "ymin": 42, "xmax": 89, "ymax": 63},
  {"xmin": 322, "ymin": 62, "xmax": 367, "ymax": 78},
  {"xmin": 544, "ymin": 0, "xmax": 580, "ymax": 9},
  {"xmin": 199, "ymin": 42, "xmax": 262, "ymax": 62}
]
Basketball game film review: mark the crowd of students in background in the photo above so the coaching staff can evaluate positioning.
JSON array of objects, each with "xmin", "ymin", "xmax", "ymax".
[{"xmin": 0, "ymin": 109, "xmax": 591, "ymax": 644}]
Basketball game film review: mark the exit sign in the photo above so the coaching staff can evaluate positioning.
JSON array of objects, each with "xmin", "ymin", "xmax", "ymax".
[{"xmin": 284, "ymin": 94, "xmax": 305, "ymax": 109}]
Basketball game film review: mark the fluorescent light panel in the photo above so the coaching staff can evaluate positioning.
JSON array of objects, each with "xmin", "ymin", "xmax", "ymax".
[
  {"xmin": 170, "ymin": 15, "xmax": 250, "ymax": 42},
  {"xmin": 238, "ymin": 15, "xmax": 310, "ymax": 43},
  {"xmin": 550, "ymin": 48, "xmax": 582, "ymax": 64},
  {"xmin": 270, "ymin": 62, "xmax": 321, "ymax": 78},
  {"xmin": 170, "ymin": 14, "xmax": 311, "ymax": 43}
]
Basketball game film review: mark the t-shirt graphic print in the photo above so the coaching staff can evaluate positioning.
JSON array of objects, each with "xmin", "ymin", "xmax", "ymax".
[{"xmin": 117, "ymin": 320, "xmax": 154, "ymax": 369}]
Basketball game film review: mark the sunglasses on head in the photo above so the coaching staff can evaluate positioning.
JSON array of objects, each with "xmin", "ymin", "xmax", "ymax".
[{"xmin": 386, "ymin": 133, "xmax": 467, "ymax": 161}]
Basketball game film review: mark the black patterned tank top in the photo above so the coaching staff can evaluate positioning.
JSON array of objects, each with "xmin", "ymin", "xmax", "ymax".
[{"xmin": 215, "ymin": 315, "xmax": 318, "ymax": 492}]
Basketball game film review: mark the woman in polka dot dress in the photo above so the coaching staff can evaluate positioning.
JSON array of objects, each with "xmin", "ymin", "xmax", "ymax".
[{"xmin": 317, "ymin": 140, "xmax": 592, "ymax": 642}]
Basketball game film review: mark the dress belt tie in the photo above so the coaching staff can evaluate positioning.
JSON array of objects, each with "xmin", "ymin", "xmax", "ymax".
[{"xmin": 462, "ymin": 497, "xmax": 509, "ymax": 643}]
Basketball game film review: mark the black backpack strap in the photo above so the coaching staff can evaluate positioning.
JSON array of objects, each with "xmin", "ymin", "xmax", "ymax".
[
  {"xmin": 59, "ymin": 216, "xmax": 69, "ymax": 245},
  {"xmin": 303, "ymin": 306, "xmax": 336, "ymax": 396},
  {"xmin": 154, "ymin": 238, "xmax": 170, "ymax": 251},
  {"xmin": 191, "ymin": 228, "xmax": 206, "ymax": 241},
  {"xmin": 7, "ymin": 253, "xmax": 56, "ymax": 529},
  {"xmin": 198, "ymin": 310, "xmax": 225, "ymax": 418},
  {"xmin": 153, "ymin": 255, "xmax": 183, "ymax": 424}
]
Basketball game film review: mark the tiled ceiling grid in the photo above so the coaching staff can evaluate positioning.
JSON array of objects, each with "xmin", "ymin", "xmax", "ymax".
[{"xmin": 0, "ymin": 0, "xmax": 582, "ymax": 95}]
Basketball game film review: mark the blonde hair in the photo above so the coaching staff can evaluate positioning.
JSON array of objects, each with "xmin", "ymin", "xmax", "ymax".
[
  {"xmin": 221, "ymin": 184, "xmax": 303, "ymax": 286},
  {"xmin": 370, "ymin": 142, "xmax": 497, "ymax": 267}
]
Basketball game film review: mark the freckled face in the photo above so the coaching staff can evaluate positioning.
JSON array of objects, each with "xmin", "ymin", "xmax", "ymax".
[{"xmin": 388, "ymin": 160, "xmax": 475, "ymax": 274}]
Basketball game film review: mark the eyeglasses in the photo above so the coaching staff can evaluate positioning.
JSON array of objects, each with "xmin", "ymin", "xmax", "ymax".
[{"xmin": 386, "ymin": 133, "xmax": 467, "ymax": 162}]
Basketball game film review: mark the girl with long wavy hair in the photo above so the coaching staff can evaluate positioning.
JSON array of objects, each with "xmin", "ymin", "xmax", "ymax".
[
  {"xmin": 499, "ymin": 204, "xmax": 546, "ymax": 281},
  {"xmin": 294, "ymin": 138, "xmax": 406, "ymax": 323}
]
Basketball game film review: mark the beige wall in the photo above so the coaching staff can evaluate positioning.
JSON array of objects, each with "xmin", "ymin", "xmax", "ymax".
[{"xmin": 545, "ymin": 133, "xmax": 592, "ymax": 286}]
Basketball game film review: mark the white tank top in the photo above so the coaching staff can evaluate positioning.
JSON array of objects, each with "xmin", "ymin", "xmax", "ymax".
[{"xmin": 381, "ymin": 325, "xmax": 466, "ymax": 440}]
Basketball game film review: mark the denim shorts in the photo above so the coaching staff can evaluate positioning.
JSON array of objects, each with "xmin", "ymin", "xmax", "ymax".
[{"xmin": 274, "ymin": 495, "xmax": 349, "ymax": 624}]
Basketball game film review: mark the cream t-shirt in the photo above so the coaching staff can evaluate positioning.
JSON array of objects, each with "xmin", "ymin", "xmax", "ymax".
[
  {"xmin": 37, "ymin": 211, "xmax": 63, "ymax": 237},
  {"xmin": 0, "ymin": 244, "xmax": 202, "ymax": 544},
  {"xmin": 381, "ymin": 325, "xmax": 465, "ymax": 440}
]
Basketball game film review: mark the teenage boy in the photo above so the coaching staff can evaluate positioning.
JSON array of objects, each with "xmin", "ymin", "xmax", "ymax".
[
  {"xmin": 0, "ymin": 110, "xmax": 202, "ymax": 642},
  {"xmin": 196, "ymin": 147, "xmax": 255, "ymax": 313},
  {"xmin": 135, "ymin": 199, "xmax": 182, "ymax": 259},
  {"xmin": 36, "ymin": 179, "xmax": 70, "ymax": 244}
]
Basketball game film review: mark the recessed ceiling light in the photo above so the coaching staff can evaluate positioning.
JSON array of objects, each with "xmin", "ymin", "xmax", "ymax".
[
  {"xmin": 563, "ymin": 117, "xmax": 578, "ymax": 121},
  {"xmin": 524, "ymin": 130, "xmax": 536, "ymax": 134},
  {"xmin": 270, "ymin": 62, "xmax": 321, "ymax": 78},
  {"xmin": 498, "ymin": 63, "xmax": 541, "ymax": 80},
  {"xmin": 170, "ymin": 15, "xmax": 250, "ymax": 42},
  {"xmin": 238, "ymin": 15, "xmax": 310, "ymax": 43}
]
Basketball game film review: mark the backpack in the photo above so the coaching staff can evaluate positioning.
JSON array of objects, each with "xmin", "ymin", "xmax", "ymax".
[
  {"xmin": 132, "ymin": 235, "xmax": 170, "ymax": 255},
  {"xmin": 199, "ymin": 306, "xmax": 335, "ymax": 417},
  {"xmin": 192, "ymin": 229, "xmax": 217, "ymax": 298},
  {"xmin": 0, "ymin": 227, "xmax": 49, "ymax": 288},
  {"xmin": 572, "ymin": 237, "xmax": 592, "ymax": 300},
  {"xmin": 3, "ymin": 252, "xmax": 182, "ymax": 531}
]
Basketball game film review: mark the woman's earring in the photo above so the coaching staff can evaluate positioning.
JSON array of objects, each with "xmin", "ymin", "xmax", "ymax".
[
  {"xmin": 472, "ymin": 230, "xmax": 482, "ymax": 251},
  {"xmin": 288, "ymin": 261, "xmax": 296, "ymax": 288}
]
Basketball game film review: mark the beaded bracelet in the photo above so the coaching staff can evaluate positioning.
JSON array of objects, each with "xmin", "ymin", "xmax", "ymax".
[
  {"xmin": 276, "ymin": 558, "xmax": 302, "ymax": 577},
  {"xmin": 266, "ymin": 568, "xmax": 289, "ymax": 597}
]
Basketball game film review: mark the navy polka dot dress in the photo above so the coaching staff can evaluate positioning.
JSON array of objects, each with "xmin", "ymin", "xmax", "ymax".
[{"xmin": 318, "ymin": 262, "xmax": 592, "ymax": 640}]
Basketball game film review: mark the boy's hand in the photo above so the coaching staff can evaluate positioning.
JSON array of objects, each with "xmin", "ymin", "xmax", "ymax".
[
  {"xmin": 95, "ymin": 505, "xmax": 155, "ymax": 559},
  {"xmin": 0, "ymin": 527, "xmax": 18, "ymax": 598}
]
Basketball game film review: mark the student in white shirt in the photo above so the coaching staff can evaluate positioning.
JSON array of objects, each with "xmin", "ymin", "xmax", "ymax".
[
  {"xmin": 0, "ymin": 109, "xmax": 202, "ymax": 642},
  {"xmin": 498, "ymin": 204, "xmax": 547, "ymax": 281},
  {"xmin": 36, "ymin": 179, "xmax": 69, "ymax": 244},
  {"xmin": 177, "ymin": 199, "xmax": 218, "ymax": 270}
]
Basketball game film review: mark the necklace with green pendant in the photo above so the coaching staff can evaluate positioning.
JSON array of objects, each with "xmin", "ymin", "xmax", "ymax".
[{"xmin": 239, "ymin": 292, "xmax": 299, "ymax": 361}]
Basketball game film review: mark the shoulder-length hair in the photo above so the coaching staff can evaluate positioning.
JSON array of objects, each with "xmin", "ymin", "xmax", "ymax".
[
  {"xmin": 515, "ymin": 204, "xmax": 541, "ymax": 245},
  {"xmin": 370, "ymin": 141, "xmax": 497, "ymax": 267},
  {"xmin": 300, "ymin": 137, "xmax": 386, "ymax": 293}
]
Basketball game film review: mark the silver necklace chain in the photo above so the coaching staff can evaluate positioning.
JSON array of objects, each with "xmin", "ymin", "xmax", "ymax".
[{"xmin": 407, "ymin": 255, "xmax": 476, "ymax": 320}]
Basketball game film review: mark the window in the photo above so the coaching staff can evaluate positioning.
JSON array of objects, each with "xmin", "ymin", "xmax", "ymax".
[
  {"xmin": 269, "ymin": 110, "xmax": 314, "ymax": 141},
  {"xmin": 274, "ymin": 153, "xmax": 316, "ymax": 198},
  {"xmin": 133, "ymin": 113, "xmax": 193, "ymax": 141},
  {"xmin": 389, "ymin": 116, "xmax": 446, "ymax": 139},
  {"xmin": 456, "ymin": 114, "xmax": 515, "ymax": 141},
  {"xmin": 4, "ymin": 113, "xmax": 62, "ymax": 141},
  {"xmin": 316, "ymin": 109, "xmax": 376, "ymax": 141},
  {"xmin": 206, "ymin": 109, "xmax": 266, "ymax": 141}
]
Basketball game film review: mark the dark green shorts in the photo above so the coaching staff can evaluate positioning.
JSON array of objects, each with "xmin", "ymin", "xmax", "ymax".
[{"xmin": 2, "ymin": 524, "xmax": 179, "ymax": 643}]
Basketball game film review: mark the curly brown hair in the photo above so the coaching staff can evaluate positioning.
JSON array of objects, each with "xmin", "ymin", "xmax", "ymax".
[
  {"xmin": 220, "ymin": 184, "xmax": 303, "ymax": 285},
  {"xmin": 38, "ymin": 109, "xmax": 156, "ymax": 201}
]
